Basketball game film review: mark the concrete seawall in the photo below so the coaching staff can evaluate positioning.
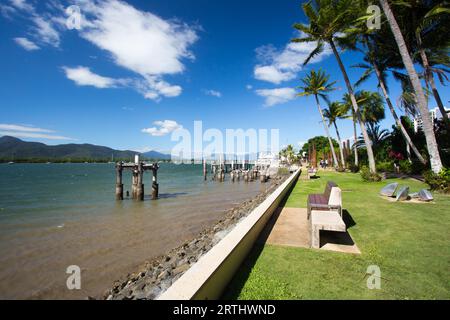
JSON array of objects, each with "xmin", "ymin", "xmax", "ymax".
[{"xmin": 158, "ymin": 169, "xmax": 301, "ymax": 300}]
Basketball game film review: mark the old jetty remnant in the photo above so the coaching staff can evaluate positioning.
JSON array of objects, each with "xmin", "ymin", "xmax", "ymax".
[{"xmin": 115, "ymin": 155, "xmax": 159, "ymax": 201}]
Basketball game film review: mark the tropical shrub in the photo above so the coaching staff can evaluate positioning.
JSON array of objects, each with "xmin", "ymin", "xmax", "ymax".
[
  {"xmin": 360, "ymin": 165, "xmax": 382, "ymax": 182},
  {"xmin": 424, "ymin": 168, "xmax": 450, "ymax": 193},
  {"xmin": 376, "ymin": 161, "xmax": 395, "ymax": 173}
]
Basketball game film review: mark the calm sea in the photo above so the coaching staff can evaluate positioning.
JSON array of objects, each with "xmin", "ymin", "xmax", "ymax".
[{"xmin": 0, "ymin": 163, "xmax": 269, "ymax": 299}]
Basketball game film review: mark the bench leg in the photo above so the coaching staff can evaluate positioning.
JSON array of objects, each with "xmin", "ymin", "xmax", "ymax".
[{"xmin": 311, "ymin": 225, "xmax": 320, "ymax": 249}]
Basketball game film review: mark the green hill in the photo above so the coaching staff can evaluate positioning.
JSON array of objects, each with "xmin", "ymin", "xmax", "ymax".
[{"xmin": 0, "ymin": 136, "xmax": 139, "ymax": 162}]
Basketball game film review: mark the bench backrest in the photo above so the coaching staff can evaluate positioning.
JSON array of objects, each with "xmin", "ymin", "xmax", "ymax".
[
  {"xmin": 324, "ymin": 181, "xmax": 338, "ymax": 199},
  {"xmin": 328, "ymin": 187, "xmax": 342, "ymax": 207}
]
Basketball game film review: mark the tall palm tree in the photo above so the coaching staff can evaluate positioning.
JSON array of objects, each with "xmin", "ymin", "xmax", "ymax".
[
  {"xmin": 379, "ymin": 0, "xmax": 443, "ymax": 173},
  {"xmin": 342, "ymin": 91, "xmax": 385, "ymax": 159},
  {"xmin": 323, "ymin": 102, "xmax": 346, "ymax": 168},
  {"xmin": 297, "ymin": 69, "xmax": 339, "ymax": 168},
  {"xmin": 293, "ymin": 0, "xmax": 377, "ymax": 173},
  {"xmin": 394, "ymin": 0, "xmax": 450, "ymax": 126},
  {"xmin": 358, "ymin": 90, "xmax": 386, "ymax": 125},
  {"xmin": 341, "ymin": 93, "xmax": 359, "ymax": 167},
  {"xmin": 353, "ymin": 52, "xmax": 427, "ymax": 164}
]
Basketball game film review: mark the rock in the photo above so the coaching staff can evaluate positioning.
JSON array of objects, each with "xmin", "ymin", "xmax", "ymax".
[
  {"xmin": 157, "ymin": 270, "xmax": 170, "ymax": 280},
  {"xmin": 145, "ymin": 286, "xmax": 162, "ymax": 300},
  {"xmin": 172, "ymin": 263, "xmax": 190, "ymax": 276},
  {"xmin": 159, "ymin": 279, "xmax": 172, "ymax": 291}
]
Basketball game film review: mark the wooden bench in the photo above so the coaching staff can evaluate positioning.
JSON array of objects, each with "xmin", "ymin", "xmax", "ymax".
[
  {"xmin": 310, "ymin": 210, "xmax": 346, "ymax": 249},
  {"xmin": 307, "ymin": 168, "xmax": 317, "ymax": 179},
  {"xmin": 307, "ymin": 181, "xmax": 342, "ymax": 219}
]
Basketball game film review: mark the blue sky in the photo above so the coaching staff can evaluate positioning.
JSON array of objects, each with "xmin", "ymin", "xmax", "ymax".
[{"xmin": 0, "ymin": 0, "xmax": 448, "ymax": 153}]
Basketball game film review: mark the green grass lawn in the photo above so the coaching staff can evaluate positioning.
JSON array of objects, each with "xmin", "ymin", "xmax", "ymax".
[{"xmin": 223, "ymin": 171, "xmax": 450, "ymax": 300}]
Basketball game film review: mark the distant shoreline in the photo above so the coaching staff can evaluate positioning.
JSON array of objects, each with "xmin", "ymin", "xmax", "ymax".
[{"xmin": 0, "ymin": 159, "xmax": 170, "ymax": 164}]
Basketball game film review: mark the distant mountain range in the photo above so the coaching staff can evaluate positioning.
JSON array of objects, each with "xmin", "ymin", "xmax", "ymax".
[{"xmin": 0, "ymin": 136, "xmax": 170, "ymax": 161}]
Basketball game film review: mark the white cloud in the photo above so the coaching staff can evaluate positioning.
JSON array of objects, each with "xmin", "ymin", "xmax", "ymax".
[
  {"xmin": 3, "ymin": 0, "xmax": 197, "ymax": 101},
  {"xmin": 255, "ymin": 88, "xmax": 297, "ymax": 107},
  {"xmin": 0, "ymin": 131, "xmax": 76, "ymax": 140},
  {"xmin": 73, "ymin": 0, "xmax": 198, "ymax": 100},
  {"xmin": 203, "ymin": 89, "xmax": 222, "ymax": 98},
  {"xmin": 0, "ymin": 124, "xmax": 54, "ymax": 133},
  {"xmin": 6, "ymin": 0, "xmax": 61, "ymax": 47},
  {"xmin": 13, "ymin": 37, "xmax": 40, "ymax": 51},
  {"xmin": 246, "ymin": 85, "xmax": 253, "ymax": 90},
  {"xmin": 142, "ymin": 120, "xmax": 183, "ymax": 137},
  {"xmin": 254, "ymin": 65, "xmax": 295, "ymax": 84},
  {"xmin": 31, "ymin": 15, "xmax": 60, "ymax": 47},
  {"xmin": 62, "ymin": 66, "xmax": 119, "ymax": 88},
  {"xmin": 0, "ymin": 124, "xmax": 75, "ymax": 140},
  {"xmin": 254, "ymin": 34, "xmax": 332, "ymax": 84},
  {"xmin": 9, "ymin": 0, "xmax": 34, "ymax": 13}
]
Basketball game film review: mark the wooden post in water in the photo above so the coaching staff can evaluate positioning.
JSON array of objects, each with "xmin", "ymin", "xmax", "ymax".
[
  {"xmin": 115, "ymin": 162, "xmax": 123, "ymax": 200},
  {"xmin": 260, "ymin": 171, "xmax": 266, "ymax": 183},
  {"xmin": 131, "ymin": 168, "xmax": 138, "ymax": 199},
  {"xmin": 152, "ymin": 165, "xmax": 159, "ymax": 200},
  {"xmin": 136, "ymin": 162, "xmax": 144, "ymax": 201},
  {"xmin": 203, "ymin": 158, "xmax": 207, "ymax": 181}
]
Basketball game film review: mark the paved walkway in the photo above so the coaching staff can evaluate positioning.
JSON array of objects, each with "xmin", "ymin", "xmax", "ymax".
[{"xmin": 261, "ymin": 207, "xmax": 361, "ymax": 254}]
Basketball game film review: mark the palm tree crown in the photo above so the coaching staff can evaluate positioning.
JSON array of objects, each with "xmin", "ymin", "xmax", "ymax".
[{"xmin": 297, "ymin": 69, "xmax": 336, "ymax": 99}]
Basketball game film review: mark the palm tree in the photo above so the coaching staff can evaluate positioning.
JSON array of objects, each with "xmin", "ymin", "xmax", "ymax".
[
  {"xmin": 280, "ymin": 144, "xmax": 297, "ymax": 164},
  {"xmin": 297, "ymin": 69, "xmax": 339, "ymax": 168},
  {"xmin": 355, "ymin": 123, "xmax": 391, "ymax": 155},
  {"xmin": 323, "ymin": 102, "xmax": 346, "ymax": 168},
  {"xmin": 341, "ymin": 90, "xmax": 385, "ymax": 159},
  {"xmin": 357, "ymin": 90, "xmax": 386, "ymax": 125},
  {"xmin": 293, "ymin": 0, "xmax": 377, "ymax": 173},
  {"xmin": 353, "ymin": 52, "xmax": 427, "ymax": 164},
  {"xmin": 379, "ymin": 0, "xmax": 443, "ymax": 173},
  {"xmin": 394, "ymin": 0, "xmax": 450, "ymax": 126},
  {"xmin": 341, "ymin": 93, "xmax": 359, "ymax": 167}
]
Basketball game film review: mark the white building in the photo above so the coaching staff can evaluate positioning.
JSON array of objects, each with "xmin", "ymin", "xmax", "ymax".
[{"xmin": 413, "ymin": 107, "xmax": 450, "ymax": 133}]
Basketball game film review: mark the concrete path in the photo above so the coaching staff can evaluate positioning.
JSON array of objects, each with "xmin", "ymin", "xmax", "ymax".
[{"xmin": 262, "ymin": 207, "xmax": 361, "ymax": 254}]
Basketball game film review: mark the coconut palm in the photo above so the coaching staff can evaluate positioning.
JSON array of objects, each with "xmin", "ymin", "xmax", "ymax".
[
  {"xmin": 358, "ymin": 90, "xmax": 386, "ymax": 125},
  {"xmin": 280, "ymin": 144, "xmax": 297, "ymax": 164},
  {"xmin": 353, "ymin": 51, "xmax": 427, "ymax": 164},
  {"xmin": 297, "ymin": 69, "xmax": 339, "ymax": 168},
  {"xmin": 323, "ymin": 102, "xmax": 346, "ymax": 168},
  {"xmin": 393, "ymin": 0, "xmax": 450, "ymax": 126},
  {"xmin": 293, "ymin": 0, "xmax": 377, "ymax": 173},
  {"xmin": 355, "ymin": 123, "xmax": 391, "ymax": 154},
  {"xmin": 341, "ymin": 90, "xmax": 385, "ymax": 158},
  {"xmin": 379, "ymin": 0, "xmax": 443, "ymax": 173}
]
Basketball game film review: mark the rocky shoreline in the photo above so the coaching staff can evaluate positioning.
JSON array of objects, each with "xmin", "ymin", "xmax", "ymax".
[{"xmin": 102, "ymin": 173, "xmax": 290, "ymax": 300}]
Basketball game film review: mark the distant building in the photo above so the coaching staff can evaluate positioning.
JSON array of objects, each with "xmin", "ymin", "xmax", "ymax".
[{"xmin": 413, "ymin": 107, "xmax": 450, "ymax": 133}]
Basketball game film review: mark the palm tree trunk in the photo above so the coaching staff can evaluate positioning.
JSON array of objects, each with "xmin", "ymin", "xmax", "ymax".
[
  {"xmin": 352, "ymin": 110, "xmax": 359, "ymax": 167},
  {"xmin": 417, "ymin": 39, "xmax": 449, "ymax": 127},
  {"xmin": 329, "ymin": 39, "xmax": 376, "ymax": 173},
  {"xmin": 315, "ymin": 95, "xmax": 339, "ymax": 168},
  {"xmin": 380, "ymin": 0, "xmax": 443, "ymax": 174},
  {"xmin": 333, "ymin": 121, "xmax": 346, "ymax": 168},
  {"xmin": 372, "ymin": 60, "xmax": 427, "ymax": 165}
]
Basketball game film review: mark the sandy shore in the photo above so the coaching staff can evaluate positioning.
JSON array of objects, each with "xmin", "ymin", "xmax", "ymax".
[{"xmin": 102, "ymin": 173, "xmax": 290, "ymax": 300}]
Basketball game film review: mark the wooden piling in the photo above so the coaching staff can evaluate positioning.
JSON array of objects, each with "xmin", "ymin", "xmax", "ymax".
[
  {"xmin": 115, "ymin": 162, "xmax": 123, "ymax": 200},
  {"xmin": 152, "ymin": 166, "xmax": 159, "ymax": 200},
  {"xmin": 203, "ymin": 159, "xmax": 207, "ymax": 181},
  {"xmin": 136, "ymin": 162, "xmax": 144, "ymax": 201}
]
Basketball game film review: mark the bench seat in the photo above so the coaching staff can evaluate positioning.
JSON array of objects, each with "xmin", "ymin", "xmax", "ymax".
[{"xmin": 311, "ymin": 210, "xmax": 346, "ymax": 249}]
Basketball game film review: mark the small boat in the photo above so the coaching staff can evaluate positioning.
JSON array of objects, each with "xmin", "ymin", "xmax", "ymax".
[{"xmin": 8, "ymin": 161, "xmax": 14, "ymax": 164}]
